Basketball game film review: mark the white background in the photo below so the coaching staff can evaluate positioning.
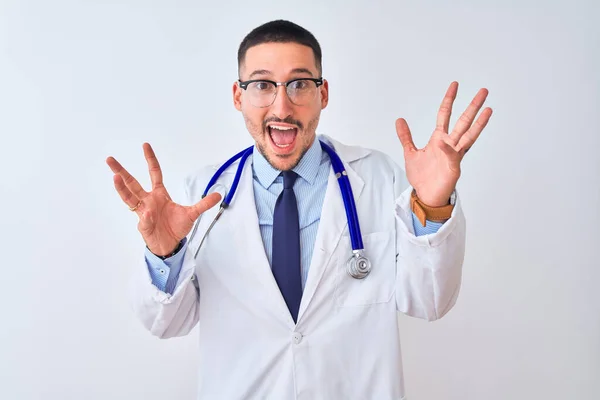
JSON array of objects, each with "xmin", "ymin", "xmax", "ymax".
[{"xmin": 1, "ymin": 0, "xmax": 598, "ymax": 399}]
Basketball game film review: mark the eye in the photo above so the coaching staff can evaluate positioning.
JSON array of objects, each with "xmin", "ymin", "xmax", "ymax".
[
  {"xmin": 251, "ymin": 81, "xmax": 273, "ymax": 91},
  {"xmin": 289, "ymin": 79, "xmax": 309, "ymax": 90}
]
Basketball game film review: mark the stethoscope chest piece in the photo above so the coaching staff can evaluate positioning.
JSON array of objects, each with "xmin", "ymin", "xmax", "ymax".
[{"xmin": 347, "ymin": 250, "xmax": 371, "ymax": 279}]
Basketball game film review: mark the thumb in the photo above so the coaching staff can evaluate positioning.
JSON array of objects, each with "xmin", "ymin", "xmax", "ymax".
[
  {"xmin": 395, "ymin": 118, "xmax": 417, "ymax": 152},
  {"xmin": 189, "ymin": 192, "xmax": 222, "ymax": 220}
]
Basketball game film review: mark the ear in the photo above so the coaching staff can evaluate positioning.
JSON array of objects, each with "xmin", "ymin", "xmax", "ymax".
[
  {"xmin": 233, "ymin": 81, "xmax": 242, "ymax": 111},
  {"xmin": 320, "ymin": 79, "xmax": 329, "ymax": 110}
]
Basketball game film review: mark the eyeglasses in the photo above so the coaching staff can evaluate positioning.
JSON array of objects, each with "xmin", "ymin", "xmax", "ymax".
[{"xmin": 238, "ymin": 77, "xmax": 324, "ymax": 108}]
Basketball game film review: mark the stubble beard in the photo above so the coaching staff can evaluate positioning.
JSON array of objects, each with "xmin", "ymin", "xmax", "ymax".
[{"xmin": 247, "ymin": 115, "xmax": 320, "ymax": 172}]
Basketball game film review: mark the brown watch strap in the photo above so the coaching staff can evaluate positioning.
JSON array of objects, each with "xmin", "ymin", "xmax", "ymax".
[{"xmin": 410, "ymin": 190, "xmax": 454, "ymax": 227}]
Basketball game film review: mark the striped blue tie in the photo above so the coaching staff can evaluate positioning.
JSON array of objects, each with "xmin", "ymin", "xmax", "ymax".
[{"xmin": 272, "ymin": 171, "xmax": 302, "ymax": 323}]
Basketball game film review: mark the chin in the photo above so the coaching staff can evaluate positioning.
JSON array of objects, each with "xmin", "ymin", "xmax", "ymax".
[
  {"xmin": 265, "ymin": 149, "xmax": 302, "ymax": 172},
  {"xmin": 260, "ymin": 130, "xmax": 311, "ymax": 171}
]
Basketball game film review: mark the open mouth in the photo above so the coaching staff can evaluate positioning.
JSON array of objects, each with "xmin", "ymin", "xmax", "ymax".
[{"xmin": 268, "ymin": 124, "xmax": 298, "ymax": 154}]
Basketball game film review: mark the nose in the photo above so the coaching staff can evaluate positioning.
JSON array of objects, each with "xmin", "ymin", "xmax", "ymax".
[{"xmin": 269, "ymin": 85, "xmax": 294, "ymax": 119}]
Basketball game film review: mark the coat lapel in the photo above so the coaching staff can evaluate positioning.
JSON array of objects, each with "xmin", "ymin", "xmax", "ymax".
[
  {"xmin": 230, "ymin": 157, "xmax": 297, "ymax": 327},
  {"xmin": 297, "ymin": 136, "xmax": 368, "ymax": 321}
]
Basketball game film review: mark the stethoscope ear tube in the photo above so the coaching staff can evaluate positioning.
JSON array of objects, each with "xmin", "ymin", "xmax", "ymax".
[
  {"xmin": 203, "ymin": 145, "xmax": 254, "ymax": 198},
  {"xmin": 194, "ymin": 205, "xmax": 226, "ymax": 259},
  {"xmin": 194, "ymin": 145, "xmax": 252, "ymax": 258},
  {"xmin": 224, "ymin": 148, "xmax": 253, "ymax": 205}
]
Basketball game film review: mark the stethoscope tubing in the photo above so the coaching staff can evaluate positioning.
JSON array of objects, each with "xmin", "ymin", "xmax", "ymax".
[
  {"xmin": 202, "ymin": 145, "xmax": 254, "ymax": 203},
  {"xmin": 193, "ymin": 139, "xmax": 365, "ymax": 257},
  {"xmin": 320, "ymin": 141, "xmax": 364, "ymax": 251}
]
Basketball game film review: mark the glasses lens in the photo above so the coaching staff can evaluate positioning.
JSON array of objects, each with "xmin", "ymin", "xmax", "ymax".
[
  {"xmin": 246, "ymin": 81, "xmax": 276, "ymax": 107},
  {"xmin": 287, "ymin": 79, "xmax": 318, "ymax": 106}
]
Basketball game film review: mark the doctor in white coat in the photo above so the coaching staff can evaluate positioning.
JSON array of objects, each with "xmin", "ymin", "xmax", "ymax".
[{"xmin": 107, "ymin": 20, "xmax": 492, "ymax": 400}]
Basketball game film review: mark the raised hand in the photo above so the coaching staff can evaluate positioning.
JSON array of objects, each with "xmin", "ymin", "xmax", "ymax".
[
  {"xmin": 396, "ymin": 81, "xmax": 492, "ymax": 207},
  {"xmin": 106, "ymin": 143, "xmax": 221, "ymax": 256}
]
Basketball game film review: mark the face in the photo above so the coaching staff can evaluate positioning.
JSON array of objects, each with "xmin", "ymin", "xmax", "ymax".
[{"xmin": 233, "ymin": 42, "xmax": 329, "ymax": 171}]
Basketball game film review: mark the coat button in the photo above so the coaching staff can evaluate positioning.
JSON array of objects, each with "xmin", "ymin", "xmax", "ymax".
[{"xmin": 292, "ymin": 332, "xmax": 303, "ymax": 344}]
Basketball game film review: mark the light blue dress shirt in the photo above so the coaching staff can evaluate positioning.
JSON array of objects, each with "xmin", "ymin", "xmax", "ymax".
[{"xmin": 145, "ymin": 138, "xmax": 444, "ymax": 294}]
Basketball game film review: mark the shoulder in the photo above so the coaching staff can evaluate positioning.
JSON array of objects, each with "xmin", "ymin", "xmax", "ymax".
[
  {"xmin": 183, "ymin": 156, "xmax": 245, "ymax": 204},
  {"xmin": 183, "ymin": 164, "xmax": 218, "ymax": 199},
  {"xmin": 322, "ymin": 135, "xmax": 404, "ymax": 175},
  {"xmin": 321, "ymin": 135, "xmax": 409, "ymax": 193},
  {"xmin": 362, "ymin": 147, "xmax": 402, "ymax": 174},
  {"xmin": 357, "ymin": 147, "xmax": 407, "ymax": 191}
]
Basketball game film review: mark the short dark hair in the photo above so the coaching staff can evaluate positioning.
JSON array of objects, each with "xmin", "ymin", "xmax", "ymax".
[{"xmin": 237, "ymin": 20, "xmax": 322, "ymax": 77}]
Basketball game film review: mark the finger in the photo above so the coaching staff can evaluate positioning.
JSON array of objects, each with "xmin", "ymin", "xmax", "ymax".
[
  {"xmin": 188, "ymin": 192, "xmax": 222, "ymax": 221},
  {"xmin": 143, "ymin": 143, "xmax": 164, "ymax": 190},
  {"xmin": 106, "ymin": 156, "xmax": 148, "ymax": 199},
  {"xmin": 451, "ymin": 88, "xmax": 489, "ymax": 140},
  {"xmin": 395, "ymin": 118, "xmax": 417, "ymax": 152},
  {"xmin": 436, "ymin": 81, "xmax": 459, "ymax": 132},
  {"xmin": 457, "ymin": 107, "xmax": 493, "ymax": 155},
  {"xmin": 113, "ymin": 174, "xmax": 141, "ymax": 210}
]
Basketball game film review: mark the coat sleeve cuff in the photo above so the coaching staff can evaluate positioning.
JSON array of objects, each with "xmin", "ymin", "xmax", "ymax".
[{"xmin": 395, "ymin": 186, "xmax": 465, "ymax": 248}]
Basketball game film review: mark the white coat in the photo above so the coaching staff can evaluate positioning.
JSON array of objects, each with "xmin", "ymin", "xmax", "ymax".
[{"xmin": 130, "ymin": 135, "xmax": 466, "ymax": 400}]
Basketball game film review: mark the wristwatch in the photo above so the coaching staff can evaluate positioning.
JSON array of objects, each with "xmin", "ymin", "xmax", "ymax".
[
  {"xmin": 151, "ymin": 240, "xmax": 185, "ymax": 260},
  {"xmin": 410, "ymin": 190, "xmax": 455, "ymax": 227}
]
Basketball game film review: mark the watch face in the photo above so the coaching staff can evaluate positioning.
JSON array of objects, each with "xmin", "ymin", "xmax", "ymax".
[{"xmin": 449, "ymin": 191, "xmax": 457, "ymax": 206}]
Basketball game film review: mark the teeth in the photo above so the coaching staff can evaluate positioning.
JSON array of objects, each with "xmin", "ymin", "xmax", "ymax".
[{"xmin": 268, "ymin": 125, "xmax": 296, "ymax": 149}]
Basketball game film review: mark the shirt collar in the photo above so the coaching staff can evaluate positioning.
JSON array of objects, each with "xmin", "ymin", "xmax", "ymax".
[{"xmin": 252, "ymin": 136, "xmax": 323, "ymax": 189}]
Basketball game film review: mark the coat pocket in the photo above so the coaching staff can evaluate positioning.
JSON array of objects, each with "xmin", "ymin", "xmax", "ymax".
[{"xmin": 334, "ymin": 231, "xmax": 396, "ymax": 307}]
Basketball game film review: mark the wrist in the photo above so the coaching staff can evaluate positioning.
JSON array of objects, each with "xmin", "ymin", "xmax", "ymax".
[
  {"xmin": 414, "ymin": 191, "xmax": 451, "ymax": 207},
  {"xmin": 410, "ymin": 190, "xmax": 454, "ymax": 227},
  {"xmin": 149, "ymin": 240, "xmax": 184, "ymax": 260}
]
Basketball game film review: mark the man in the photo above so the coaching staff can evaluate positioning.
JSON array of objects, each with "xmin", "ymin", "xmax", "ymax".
[{"xmin": 107, "ymin": 19, "xmax": 491, "ymax": 400}]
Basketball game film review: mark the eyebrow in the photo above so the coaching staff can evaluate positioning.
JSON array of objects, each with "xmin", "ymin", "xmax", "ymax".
[{"xmin": 247, "ymin": 68, "xmax": 315, "ymax": 80}]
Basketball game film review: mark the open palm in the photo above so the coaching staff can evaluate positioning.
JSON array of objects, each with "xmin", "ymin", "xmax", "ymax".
[
  {"xmin": 396, "ymin": 82, "xmax": 493, "ymax": 207},
  {"xmin": 107, "ymin": 143, "xmax": 221, "ymax": 256}
]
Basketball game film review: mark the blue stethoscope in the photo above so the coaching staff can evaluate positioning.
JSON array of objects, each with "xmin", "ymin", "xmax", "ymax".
[{"xmin": 188, "ymin": 140, "xmax": 371, "ymax": 279}]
